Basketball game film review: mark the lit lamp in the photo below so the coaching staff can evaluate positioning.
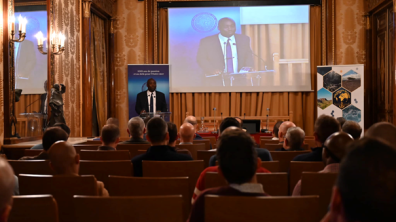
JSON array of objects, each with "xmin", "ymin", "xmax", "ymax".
[
  {"xmin": 34, "ymin": 31, "xmax": 47, "ymax": 54},
  {"xmin": 35, "ymin": 31, "xmax": 65, "ymax": 55},
  {"xmin": 10, "ymin": 15, "xmax": 27, "ymax": 42}
]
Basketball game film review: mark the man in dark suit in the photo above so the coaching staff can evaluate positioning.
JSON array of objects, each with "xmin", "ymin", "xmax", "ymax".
[
  {"xmin": 196, "ymin": 17, "xmax": 254, "ymax": 82},
  {"xmin": 135, "ymin": 78, "xmax": 167, "ymax": 115},
  {"xmin": 131, "ymin": 117, "xmax": 193, "ymax": 177}
]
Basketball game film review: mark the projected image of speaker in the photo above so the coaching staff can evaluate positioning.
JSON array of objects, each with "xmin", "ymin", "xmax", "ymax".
[{"xmin": 242, "ymin": 119, "xmax": 260, "ymax": 134}]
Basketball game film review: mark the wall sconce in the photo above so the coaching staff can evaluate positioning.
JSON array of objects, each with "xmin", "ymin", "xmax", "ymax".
[
  {"xmin": 10, "ymin": 15, "xmax": 27, "ymax": 42},
  {"xmin": 35, "ymin": 31, "xmax": 66, "ymax": 55}
]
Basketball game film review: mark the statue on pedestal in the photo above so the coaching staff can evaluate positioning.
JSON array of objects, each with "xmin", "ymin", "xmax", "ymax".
[{"xmin": 47, "ymin": 84, "xmax": 66, "ymax": 127}]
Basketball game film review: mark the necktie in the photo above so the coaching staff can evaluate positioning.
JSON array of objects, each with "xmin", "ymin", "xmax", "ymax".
[
  {"xmin": 226, "ymin": 38, "xmax": 234, "ymax": 73},
  {"xmin": 150, "ymin": 94, "xmax": 154, "ymax": 113}
]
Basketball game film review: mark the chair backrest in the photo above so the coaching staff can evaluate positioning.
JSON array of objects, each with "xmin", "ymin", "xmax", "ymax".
[
  {"xmin": 2, "ymin": 145, "xmax": 34, "ymax": 160},
  {"xmin": 176, "ymin": 144, "xmax": 206, "ymax": 159},
  {"xmin": 260, "ymin": 136, "xmax": 273, "ymax": 140},
  {"xmin": 8, "ymin": 160, "xmax": 54, "ymax": 176},
  {"xmin": 301, "ymin": 172, "xmax": 338, "ymax": 218},
  {"xmin": 142, "ymin": 160, "xmax": 205, "ymax": 200},
  {"xmin": 108, "ymin": 176, "xmax": 190, "ymax": 219},
  {"xmin": 73, "ymin": 145, "xmax": 98, "ymax": 153},
  {"xmin": 74, "ymin": 195, "xmax": 184, "ymax": 222},
  {"xmin": 269, "ymin": 151, "xmax": 311, "ymax": 172},
  {"xmin": 289, "ymin": 161, "xmax": 325, "ymax": 194},
  {"xmin": 304, "ymin": 139, "xmax": 316, "ymax": 149},
  {"xmin": 19, "ymin": 175, "xmax": 97, "ymax": 222},
  {"xmin": 192, "ymin": 140, "xmax": 211, "ymax": 150},
  {"xmin": 196, "ymin": 150, "xmax": 216, "ymax": 167},
  {"xmin": 261, "ymin": 161, "xmax": 280, "ymax": 172},
  {"xmin": 81, "ymin": 140, "xmax": 102, "ymax": 144},
  {"xmin": 117, "ymin": 144, "xmax": 151, "ymax": 157},
  {"xmin": 9, "ymin": 195, "xmax": 59, "ymax": 222},
  {"xmin": 23, "ymin": 149, "xmax": 43, "ymax": 157},
  {"xmin": 204, "ymin": 172, "xmax": 288, "ymax": 196},
  {"xmin": 79, "ymin": 160, "xmax": 132, "ymax": 189},
  {"xmin": 205, "ymin": 195, "xmax": 320, "ymax": 222},
  {"xmin": 260, "ymin": 139, "xmax": 279, "ymax": 148},
  {"xmin": 199, "ymin": 136, "xmax": 216, "ymax": 147},
  {"xmin": 79, "ymin": 150, "xmax": 131, "ymax": 160}
]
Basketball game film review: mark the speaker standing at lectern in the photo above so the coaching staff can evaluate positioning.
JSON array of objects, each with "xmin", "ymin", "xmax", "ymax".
[{"xmin": 135, "ymin": 78, "xmax": 168, "ymax": 115}]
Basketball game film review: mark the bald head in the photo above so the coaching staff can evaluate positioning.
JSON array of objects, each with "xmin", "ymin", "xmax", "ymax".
[
  {"xmin": 365, "ymin": 122, "xmax": 396, "ymax": 148},
  {"xmin": 184, "ymin": 116, "xmax": 198, "ymax": 128},
  {"xmin": 180, "ymin": 123, "xmax": 195, "ymax": 143},
  {"xmin": 128, "ymin": 117, "xmax": 145, "ymax": 139},
  {"xmin": 278, "ymin": 121, "xmax": 296, "ymax": 142},
  {"xmin": 323, "ymin": 132, "xmax": 354, "ymax": 165},
  {"xmin": 48, "ymin": 141, "xmax": 79, "ymax": 175},
  {"xmin": 0, "ymin": 158, "xmax": 15, "ymax": 218}
]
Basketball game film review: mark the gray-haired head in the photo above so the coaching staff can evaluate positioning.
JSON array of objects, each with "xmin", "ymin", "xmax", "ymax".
[
  {"xmin": 128, "ymin": 117, "xmax": 145, "ymax": 138},
  {"xmin": 285, "ymin": 127, "xmax": 305, "ymax": 150}
]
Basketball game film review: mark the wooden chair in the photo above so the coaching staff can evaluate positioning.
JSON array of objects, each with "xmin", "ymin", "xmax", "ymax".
[
  {"xmin": 192, "ymin": 140, "xmax": 211, "ymax": 150},
  {"xmin": 198, "ymin": 136, "xmax": 216, "ymax": 147},
  {"xmin": 80, "ymin": 140, "xmax": 102, "ymax": 144},
  {"xmin": 260, "ymin": 136, "xmax": 273, "ymax": 140},
  {"xmin": 8, "ymin": 195, "xmax": 59, "ymax": 222},
  {"xmin": 289, "ymin": 161, "xmax": 325, "ymax": 194},
  {"xmin": 8, "ymin": 160, "xmax": 54, "ymax": 176},
  {"xmin": 73, "ymin": 195, "xmax": 184, "ymax": 222},
  {"xmin": 19, "ymin": 175, "xmax": 97, "ymax": 222},
  {"xmin": 79, "ymin": 150, "xmax": 131, "ymax": 160},
  {"xmin": 204, "ymin": 172, "xmax": 288, "ymax": 196},
  {"xmin": 108, "ymin": 176, "xmax": 190, "ymax": 219},
  {"xmin": 197, "ymin": 150, "xmax": 216, "ymax": 167},
  {"xmin": 269, "ymin": 151, "xmax": 311, "ymax": 172},
  {"xmin": 304, "ymin": 140, "xmax": 316, "ymax": 149},
  {"xmin": 261, "ymin": 161, "xmax": 280, "ymax": 172},
  {"xmin": 205, "ymin": 195, "xmax": 320, "ymax": 222},
  {"xmin": 2, "ymin": 145, "xmax": 34, "ymax": 160},
  {"xmin": 142, "ymin": 160, "xmax": 205, "ymax": 200},
  {"xmin": 79, "ymin": 160, "xmax": 133, "ymax": 189},
  {"xmin": 23, "ymin": 149, "xmax": 43, "ymax": 157},
  {"xmin": 175, "ymin": 144, "xmax": 206, "ymax": 159},
  {"xmin": 301, "ymin": 172, "xmax": 338, "ymax": 218},
  {"xmin": 117, "ymin": 144, "xmax": 151, "ymax": 157},
  {"xmin": 73, "ymin": 145, "xmax": 98, "ymax": 153},
  {"xmin": 260, "ymin": 139, "xmax": 279, "ymax": 148}
]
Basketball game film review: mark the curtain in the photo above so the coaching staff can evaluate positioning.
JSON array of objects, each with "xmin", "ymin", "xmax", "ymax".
[
  {"xmin": 159, "ymin": 7, "xmax": 321, "ymax": 136},
  {"xmin": 90, "ymin": 13, "xmax": 108, "ymax": 131}
]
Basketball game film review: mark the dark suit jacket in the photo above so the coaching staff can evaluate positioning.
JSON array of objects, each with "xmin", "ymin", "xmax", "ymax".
[
  {"xmin": 131, "ymin": 145, "xmax": 193, "ymax": 177},
  {"xmin": 209, "ymin": 148, "xmax": 273, "ymax": 166},
  {"xmin": 119, "ymin": 137, "xmax": 150, "ymax": 145},
  {"xmin": 40, "ymin": 93, "xmax": 47, "ymax": 114},
  {"xmin": 276, "ymin": 147, "xmax": 305, "ymax": 151},
  {"xmin": 135, "ymin": 90, "xmax": 167, "ymax": 114},
  {"xmin": 196, "ymin": 33, "xmax": 254, "ymax": 75},
  {"xmin": 292, "ymin": 147, "xmax": 323, "ymax": 162}
]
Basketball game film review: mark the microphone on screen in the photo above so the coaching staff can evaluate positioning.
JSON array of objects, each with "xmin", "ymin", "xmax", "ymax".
[{"xmin": 251, "ymin": 52, "xmax": 267, "ymax": 70}]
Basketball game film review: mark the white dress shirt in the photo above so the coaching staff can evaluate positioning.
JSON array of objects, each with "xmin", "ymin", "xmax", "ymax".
[
  {"xmin": 147, "ymin": 90, "xmax": 156, "ymax": 113},
  {"xmin": 218, "ymin": 33, "xmax": 238, "ymax": 73}
]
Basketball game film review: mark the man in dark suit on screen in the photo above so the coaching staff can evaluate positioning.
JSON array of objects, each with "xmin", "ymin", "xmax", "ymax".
[
  {"xmin": 196, "ymin": 17, "xmax": 254, "ymax": 77},
  {"xmin": 135, "ymin": 78, "xmax": 168, "ymax": 115}
]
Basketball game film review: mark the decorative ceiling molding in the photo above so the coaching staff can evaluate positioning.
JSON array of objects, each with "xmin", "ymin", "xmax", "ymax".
[{"xmin": 92, "ymin": 0, "xmax": 113, "ymax": 16}]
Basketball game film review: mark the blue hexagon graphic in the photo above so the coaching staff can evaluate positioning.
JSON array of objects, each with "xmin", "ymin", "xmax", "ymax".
[
  {"xmin": 323, "ymin": 71, "xmax": 342, "ymax": 92},
  {"xmin": 333, "ymin": 87, "xmax": 351, "ymax": 110},
  {"xmin": 343, "ymin": 105, "xmax": 361, "ymax": 123},
  {"xmin": 317, "ymin": 88, "xmax": 332, "ymax": 110}
]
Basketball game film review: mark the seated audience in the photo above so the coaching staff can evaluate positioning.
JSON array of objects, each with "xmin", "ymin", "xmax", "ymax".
[
  {"xmin": 184, "ymin": 116, "xmax": 205, "ymax": 140},
  {"xmin": 98, "ymin": 124, "xmax": 120, "ymax": 151},
  {"xmin": 188, "ymin": 128, "xmax": 269, "ymax": 222},
  {"xmin": 120, "ymin": 117, "xmax": 149, "ymax": 145},
  {"xmin": 322, "ymin": 138, "xmax": 396, "ymax": 222},
  {"xmin": 21, "ymin": 127, "xmax": 69, "ymax": 160},
  {"xmin": 131, "ymin": 117, "xmax": 193, "ymax": 177},
  {"xmin": 48, "ymin": 141, "xmax": 109, "ymax": 196},
  {"xmin": 0, "ymin": 158, "xmax": 16, "ymax": 222},
  {"xmin": 105, "ymin": 117, "xmax": 120, "ymax": 127},
  {"xmin": 293, "ymin": 115, "xmax": 340, "ymax": 162},
  {"xmin": 179, "ymin": 123, "xmax": 196, "ymax": 144},
  {"xmin": 336, "ymin": 117, "xmax": 346, "ymax": 128},
  {"xmin": 365, "ymin": 122, "xmax": 396, "ymax": 149},
  {"xmin": 208, "ymin": 117, "xmax": 272, "ymax": 166},
  {"xmin": 31, "ymin": 123, "xmax": 70, "ymax": 150},
  {"xmin": 192, "ymin": 126, "xmax": 270, "ymax": 204},
  {"xmin": 342, "ymin": 120, "xmax": 362, "ymax": 140},
  {"xmin": 278, "ymin": 121, "xmax": 296, "ymax": 143},
  {"xmin": 272, "ymin": 121, "xmax": 283, "ymax": 140},
  {"xmin": 276, "ymin": 127, "xmax": 305, "ymax": 151},
  {"xmin": 292, "ymin": 132, "xmax": 353, "ymax": 196},
  {"xmin": 167, "ymin": 122, "xmax": 192, "ymax": 157}
]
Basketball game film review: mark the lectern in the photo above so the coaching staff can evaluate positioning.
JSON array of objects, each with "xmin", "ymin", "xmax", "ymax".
[{"xmin": 139, "ymin": 112, "xmax": 172, "ymax": 122}]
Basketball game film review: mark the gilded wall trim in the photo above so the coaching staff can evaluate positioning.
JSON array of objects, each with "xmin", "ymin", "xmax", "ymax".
[{"xmin": 83, "ymin": 0, "xmax": 92, "ymax": 18}]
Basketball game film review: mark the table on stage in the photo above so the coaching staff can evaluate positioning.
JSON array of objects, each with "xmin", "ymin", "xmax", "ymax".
[{"xmin": 197, "ymin": 132, "xmax": 272, "ymax": 145}]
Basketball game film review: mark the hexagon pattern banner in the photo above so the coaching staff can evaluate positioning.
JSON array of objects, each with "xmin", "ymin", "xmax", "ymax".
[{"xmin": 317, "ymin": 65, "xmax": 364, "ymax": 136}]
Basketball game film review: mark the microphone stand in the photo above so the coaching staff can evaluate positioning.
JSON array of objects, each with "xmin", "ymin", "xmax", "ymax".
[
  {"xmin": 213, "ymin": 107, "xmax": 217, "ymax": 134},
  {"xmin": 266, "ymin": 108, "xmax": 270, "ymax": 132},
  {"xmin": 25, "ymin": 97, "xmax": 42, "ymax": 113}
]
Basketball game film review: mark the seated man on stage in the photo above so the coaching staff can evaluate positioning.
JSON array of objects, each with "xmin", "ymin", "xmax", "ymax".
[{"xmin": 135, "ymin": 78, "xmax": 167, "ymax": 115}]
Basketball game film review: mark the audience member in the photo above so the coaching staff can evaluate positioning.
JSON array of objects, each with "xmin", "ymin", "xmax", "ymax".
[
  {"xmin": 192, "ymin": 126, "xmax": 270, "ymax": 204},
  {"xmin": 98, "ymin": 124, "xmax": 120, "ymax": 151},
  {"xmin": 31, "ymin": 123, "xmax": 70, "ymax": 150},
  {"xmin": 278, "ymin": 121, "xmax": 296, "ymax": 143},
  {"xmin": 365, "ymin": 122, "xmax": 396, "ymax": 148},
  {"xmin": 0, "ymin": 158, "xmax": 15, "ymax": 222},
  {"xmin": 293, "ymin": 132, "xmax": 353, "ymax": 196},
  {"xmin": 21, "ymin": 127, "xmax": 68, "ymax": 160},
  {"xmin": 272, "ymin": 121, "xmax": 283, "ymax": 140},
  {"xmin": 293, "ymin": 115, "xmax": 340, "ymax": 162},
  {"xmin": 188, "ymin": 128, "xmax": 269, "ymax": 222},
  {"xmin": 184, "ymin": 115, "xmax": 212, "ymax": 148},
  {"xmin": 276, "ymin": 127, "xmax": 305, "ymax": 151},
  {"xmin": 208, "ymin": 117, "xmax": 272, "ymax": 166},
  {"xmin": 342, "ymin": 121, "xmax": 362, "ymax": 140},
  {"xmin": 48, "ymin": 141, "xmax": 108, "ymax": 196},
  {"xmin": 131, "ymin": 117, "xmax": 193, "ymax": 177},
  {"xmin": 106, "ymin": 117, "xmax": 119, "ymax": 127},
  {"xmin": 336, "ymin": 117, "xmax": 346, "ymax": 128},
  {"xmin": 120, "ymin": 117, "xmax": 149, "ymax": 144},
  {"xmin": 167, "ymin": 122, "xmax": 192, "ymax": 157},
  {"xmin": 179, "ymin": 123, "xmax": 196, "ymax": 144},
  {"xmin": 322, "ymin": 138, "xmax": 396, "ymax": 222}
]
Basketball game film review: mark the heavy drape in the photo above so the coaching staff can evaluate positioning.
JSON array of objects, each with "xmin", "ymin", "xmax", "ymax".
[
  {"xmin": 160, "ymin": 6, "xmax": 320, "ymax": 135},
  {"xmin": 91, "ymin": 13, "xmax": 108, "ymax": 130}
]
